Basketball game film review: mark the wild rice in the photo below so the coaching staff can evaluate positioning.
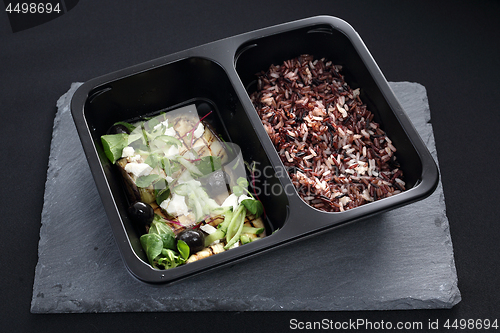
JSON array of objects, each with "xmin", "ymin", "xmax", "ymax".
[{"xmin": 250, "ymin": 54, "xmax": 406, "ymax": 212}]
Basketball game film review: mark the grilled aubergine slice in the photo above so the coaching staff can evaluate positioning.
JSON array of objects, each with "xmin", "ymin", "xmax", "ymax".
[{"xmin": 185, "ymin": 213, "xmax": 266, "ymax": 263}]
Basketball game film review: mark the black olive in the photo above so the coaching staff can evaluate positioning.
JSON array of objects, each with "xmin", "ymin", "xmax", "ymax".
[
  {"xmin": 128, "ymin": 201, "xmax": 154, "ymax": 225},
  {"xmin": 196, "ymin": 101, "xmax": 212, "ymax": 115},
  {"xmin": 107, "ymin": 124, "xmax": 130, "ymax": 135},
  {"xmin": 176, "ymin": 229, "xmax": 205, "ymax": 253}
]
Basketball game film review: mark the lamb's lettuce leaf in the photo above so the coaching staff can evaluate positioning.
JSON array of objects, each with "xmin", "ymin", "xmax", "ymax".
[
  {"xmin": 241, "ymin": 198, "xmax": 264, "ymax": 217},
  {"xmin": 195, "ymin": 156, "xmax": 222, "ymax": 175},
  {"xmin": 135, "ymin": 174, "xmax": 161, "ymax": 188},
  {"xmin": 101, "ymin": 133, "xmax": 128, "ymax": 164},
  {"xmin": 140, "ymin": 233, "xmax": 164, "ymax": 267}
]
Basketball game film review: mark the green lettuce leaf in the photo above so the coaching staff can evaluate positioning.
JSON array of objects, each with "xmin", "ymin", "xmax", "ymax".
[
  {"xmin": 135, "ymin": 174, "xmax": 161, "ymax": 188},
  {"xmin": 177, "ymin": 240, "xmax": 190, "ymax": 260},
  {"xmin": 195, "ymin": 156, "xmax": 222, "ymax": 175},
  {"xmin": 140, "ymin": 233, "xmax": 164, "ymax": 266},
  {"xmin": 241, "ymin": 198, "xmax": 264, "ymax": 217},
  {"xmin": 101, "ymin": 133, "xmax": 128, "ymax": 164}
]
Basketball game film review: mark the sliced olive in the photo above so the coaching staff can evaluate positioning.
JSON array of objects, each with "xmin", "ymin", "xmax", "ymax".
[
  {"xmin": 108, "ymin": 124, "xmax": 130, "ymax": 135},
  {"xmin": 128, "ymin": 201, "xmax": 154, "ymax": 225},
  {"xmin": 176, "ymin": 229, "xmax": 205, "ymax": 254}
]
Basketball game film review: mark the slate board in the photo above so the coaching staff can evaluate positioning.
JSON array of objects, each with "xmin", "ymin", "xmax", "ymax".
[{"xmin": 31, "ymin": 82, "xmax": 461, "ymax": 313}]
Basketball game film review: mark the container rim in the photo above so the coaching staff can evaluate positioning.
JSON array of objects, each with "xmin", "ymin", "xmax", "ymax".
[{"xmin": 70, "ymin": 15, "xmax": 439, "ymax": 284}]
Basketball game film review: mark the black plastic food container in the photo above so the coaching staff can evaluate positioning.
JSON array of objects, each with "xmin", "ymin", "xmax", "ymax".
[{"xmin": 71, "ymin": 16, "xmax": 439, "ymax": 284}]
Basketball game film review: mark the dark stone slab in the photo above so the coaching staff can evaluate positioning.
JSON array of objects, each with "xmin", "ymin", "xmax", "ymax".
[{"xmin": 31, "ymin": 82, "xmax": 461, "ymax": 312}]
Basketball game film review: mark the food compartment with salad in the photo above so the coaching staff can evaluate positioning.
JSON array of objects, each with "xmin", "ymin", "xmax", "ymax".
[
  {"xmin": 101, "ymin": 103, "xmax": 267, "ymax": 269},
  {"xmin": 73, "ymin": 56, "xmax": 290, "ymax": 283}
]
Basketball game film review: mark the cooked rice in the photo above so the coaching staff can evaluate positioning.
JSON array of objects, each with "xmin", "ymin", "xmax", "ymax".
[{"xmin": 250, "ymin": 54, "xmax": 406, "ymax": 212}]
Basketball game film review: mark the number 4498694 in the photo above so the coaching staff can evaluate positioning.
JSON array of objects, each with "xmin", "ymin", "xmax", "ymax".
[
  {"xmin": 5, "ymin": 3, "xmax": 61, "ymax": 14},
  {"xmin": 444, "ymin": 319, "xmax": 498, "ymax": 330}
]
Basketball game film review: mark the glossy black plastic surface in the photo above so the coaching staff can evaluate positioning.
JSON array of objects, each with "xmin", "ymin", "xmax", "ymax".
[{"xmin": 71, "ymin": 16, "xmax": 439, "ymax": 283}]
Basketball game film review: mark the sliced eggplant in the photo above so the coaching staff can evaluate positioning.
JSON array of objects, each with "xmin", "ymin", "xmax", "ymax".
[{"xmin": 185, "ymin": 214, "xmax": 266, "ymax": 263}]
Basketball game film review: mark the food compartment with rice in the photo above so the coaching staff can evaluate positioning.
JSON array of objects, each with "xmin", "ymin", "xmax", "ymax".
[
  {"xmin": 78, "ymin": 57, "xmax": 288, "ymax": 277},
  {"xmin": 235, "ymin": 24, "xmax": 425, "ymax": 212}
]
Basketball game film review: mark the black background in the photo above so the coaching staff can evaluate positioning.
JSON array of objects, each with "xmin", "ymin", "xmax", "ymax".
[{"xmin": 1, "ymin": 1, "xmax": 499, "ymax": 332}]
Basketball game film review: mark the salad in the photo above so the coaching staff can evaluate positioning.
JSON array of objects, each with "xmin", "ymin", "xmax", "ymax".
[{"xmin": 100, "ymin": 104, "xmax": 265, "ymax": 269}]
